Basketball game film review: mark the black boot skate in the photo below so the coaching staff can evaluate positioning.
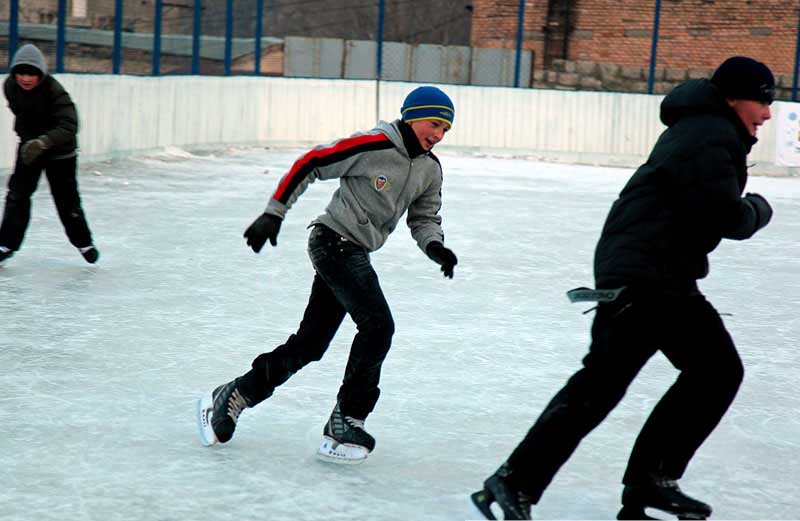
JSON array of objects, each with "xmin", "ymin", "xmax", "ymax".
[
  {"xmin": 618, "ymin": 475, "xmax": 712, "ymax": 520},
  {"xmin": 0, "ymin": 247, "xmax": 13, "ymax": 264},
  {"xmin": 196, "ymin": 377, "xmax": 252, "ymax": 446},
  {"xmin": 470, "ymin": 463, "xmax": 533, "ymax": 520},
  {"xmin": 316, "ymin": 402, "xmax": 375, "ymax": 464},
  {"xmin": 79, "ymin": 245, "xmax": 99, "ymax": 264}
]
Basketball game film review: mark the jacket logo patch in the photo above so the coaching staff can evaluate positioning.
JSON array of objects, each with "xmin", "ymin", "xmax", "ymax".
[{"xmin": 373, "ymin": 175, "xmax": 390, "ymax": 191}]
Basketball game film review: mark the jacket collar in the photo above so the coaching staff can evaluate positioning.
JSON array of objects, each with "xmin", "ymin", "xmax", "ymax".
[{"xmin": 398, "ymin": 119, "xmax": 427, "ymax": 158}]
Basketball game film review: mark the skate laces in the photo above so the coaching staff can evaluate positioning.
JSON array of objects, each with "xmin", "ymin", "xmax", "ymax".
[
  {"xmin": 653, "ymin": 476, "xmax": 680, "ymax": 490},
  {"xmin": 226, "ymin": 388, "xmax": 249, "ymax": 423},
  {"xmin": 345, "ymin": 416, "xmax": 365, "ymax": 430}
]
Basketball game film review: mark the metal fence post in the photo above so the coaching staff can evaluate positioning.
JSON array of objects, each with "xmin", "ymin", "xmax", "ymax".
[
  {"xmin": 376, "ymin": 0, "xmax": 385, "ymax": 123},
  {"xmin": 224, "ymin": 0, "xmax": 233, "ymax": 76},
  {"xmin": 647, "ymin": 0, "xmax": 662, "ymax": 94},
  {"xmin": 255, "ymin": 0, "xmax": 264, "ymax": 75},
  {"xmin": 192, "ymin": 0, "xmax": 202, "ymax": 74},
  {"xmin": 56, "ymin": 0, "xmax": 67, "ymax": 72},
  {"xmin": 793, "ymin": 7, "xmax": 800, "ymax": 102},
  {"xmin": 8, "ymin": 0, "xmax": 19, "ymax": 69},
  {"xmin": 112, "ymin": 0, "xmax": 123, "ymax": 74},
  {"xmin": 514, "ymin": 0, "xmax": 526, "ymax": 88},
  {"xmin": 153, "ymin": 0, "xmax": 162, "ymax": 75}
]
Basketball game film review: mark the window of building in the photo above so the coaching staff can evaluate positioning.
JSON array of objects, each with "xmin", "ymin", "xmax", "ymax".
[{"xmin": 72, "ymin": 0, "xmax": 88, "ymax": 18}]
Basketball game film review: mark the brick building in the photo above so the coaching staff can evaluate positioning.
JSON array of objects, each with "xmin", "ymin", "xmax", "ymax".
[{"xmin": 471, "ymin": 0, "xmax": 799, "ymax": 94}]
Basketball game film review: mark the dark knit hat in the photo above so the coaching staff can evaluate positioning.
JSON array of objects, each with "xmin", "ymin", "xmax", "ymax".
[
  {"xmin": 401, "ymin": 86, "xmax": 454, "ymax": 126},
  {"xmin": 711, "ymin": 56, "xmax": 775, "ymax": 103}
]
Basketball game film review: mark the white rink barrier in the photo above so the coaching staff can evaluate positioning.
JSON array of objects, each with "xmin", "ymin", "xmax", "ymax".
[{"xmin": 0, "ymin": 75, "xmax": 784, "ymax": 173}]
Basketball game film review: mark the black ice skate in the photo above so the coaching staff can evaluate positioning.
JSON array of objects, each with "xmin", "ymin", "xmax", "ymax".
[
  {"xmin": 316, "ymin": 403, "xmax": 375, "ymax": 464},
  {"xmin": 79, "ymin": 245, "xmax": 99, "ymax": 264},
  {"xmin": 0, "ymin": 248, "xmax": 13, "ymax": 264},
  {"xmin": 470, "ymin": 463, "xmax": 533, "ymax": 520},
  {"xmin": 195, "ymin": 378, "xmax": 252, "ymax": 446},
  {"xmin": 617, "ymin": 475, "xmax": 712, "ymax": 520}
]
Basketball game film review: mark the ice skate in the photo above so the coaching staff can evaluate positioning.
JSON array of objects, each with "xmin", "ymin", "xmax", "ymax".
[
  {"xmin": 316, "ymin": 403, "xmax": 375, "ymax": 464},
  {"xmin": 470, "ymin": 463, "xmax": 532, "ymax": 520},
  {"xmin": 79, "ymin": 245, "xmax": 99, "ymax": 264},
  {"xmin": 195, "ymin": 377, "xmax": 252, "ymax": 446},
  {"xmin": 617, "ymin": 476, "xmax": 712, "ymax": 520},
  {"xmin": 0, "ymin": 247, "xmax": 13, "ymax": 264}
]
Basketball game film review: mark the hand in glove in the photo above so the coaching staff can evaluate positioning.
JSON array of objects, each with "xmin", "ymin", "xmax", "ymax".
[
  {"xmin": 20, "ymin": 135, "xmax": 52, "ymax": 165},
  {"xmin": 244, "ymin": 212, "xmax": 282, "ymax": 253},
  {"xmin": 426, "ymin": 241, "xmax": 458, "ymax": 279},
  {"xmin": 744, "ymin": 192, "xmax": 772, "ymax": 231}
]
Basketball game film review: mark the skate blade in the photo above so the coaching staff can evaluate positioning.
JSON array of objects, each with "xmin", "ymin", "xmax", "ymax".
[
  {"xmin": 195, "ymin": 393, "xmax": 218, "ymax": 447},
  {"xmin": 469, "ymin": 490, "xmax": 497, "ymax": 520},
  {"xmin": 619, "ymin": 505, "xmax": 707, "ymax": 520},
  {"xmin": 316, "ymin": 436, "xmax": 369, "ymax": 464}
]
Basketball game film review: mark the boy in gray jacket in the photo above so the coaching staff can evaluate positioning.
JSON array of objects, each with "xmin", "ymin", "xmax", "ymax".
[
  {"xmin": 197, "ymin": 86, "xmax": 458, "ymax": 463},
  {"xmin": 0, "ymin": 44, "xmax": 98, "ymax": 265}
]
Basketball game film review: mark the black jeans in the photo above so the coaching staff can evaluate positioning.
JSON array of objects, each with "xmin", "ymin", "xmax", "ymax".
[
  {"xmin": 0, "ymin": 153, "xmax": 93, "ymax": 251},
  {"xmin": 506, "ymin": 287, "xmax": 743, "ymax": 502},
  {"xmin": 246, "ymin": 224, "xmax": 395, "ymax": 420}
]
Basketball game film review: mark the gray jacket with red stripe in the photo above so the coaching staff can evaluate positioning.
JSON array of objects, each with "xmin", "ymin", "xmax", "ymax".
[{"xmin": 265, "ymin": 119, "xmax": 446, "ymax": 253}]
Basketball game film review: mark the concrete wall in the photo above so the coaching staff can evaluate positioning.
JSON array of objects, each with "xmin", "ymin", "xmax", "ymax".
[
  {"xmin": 0, "ymin": 75, "xmax": 787, "ymax": 174},
  {"xmin": 284, "ymin": 37, "xmax": 530, "ymax": 87}
]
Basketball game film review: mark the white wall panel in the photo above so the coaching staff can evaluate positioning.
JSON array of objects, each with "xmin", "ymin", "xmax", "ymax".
[{"xmin": 0, "ymin": 75, "xmax": 782, "ymax": 172}]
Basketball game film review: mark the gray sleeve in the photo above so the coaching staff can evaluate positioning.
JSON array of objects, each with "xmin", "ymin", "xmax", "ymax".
[
  {"xmin": 264, "ymin": 131, "xmax": 383, "ymax": 219},
  {"xmin": 407, "ymin": 169, "xmax": 444, "ymax": 252}
]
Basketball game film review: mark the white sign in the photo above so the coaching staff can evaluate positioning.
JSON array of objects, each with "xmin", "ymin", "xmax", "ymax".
[{"xmin": 774, "ymin": 101, "xmax": 800, "ymax": 167}]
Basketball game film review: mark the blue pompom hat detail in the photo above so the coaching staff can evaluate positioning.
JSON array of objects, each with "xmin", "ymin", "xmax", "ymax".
[{"xmin": 401, "ymin": 86, "xmax": 454, "ymax": 126}]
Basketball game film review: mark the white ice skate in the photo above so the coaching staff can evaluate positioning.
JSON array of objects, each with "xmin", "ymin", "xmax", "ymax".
[
  {"xmin": 195, "ymin": 392, "xmax": 217, "ymax": 446},
  {"xmin": 195, "ymin": 379, "xmax": 252, "ymax": 447},
  {"xmin": 316, "ymin": 436, "xmax": 370, "ymax": 464},
  {"xmin": 315, "ymin": 403, "xmax": 375, "ymax": 464}
]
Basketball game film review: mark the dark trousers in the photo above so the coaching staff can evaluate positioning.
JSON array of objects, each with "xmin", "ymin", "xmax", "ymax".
[
  {"xmin": 0, "ymin": 153, "xmax": 93, "ymax": 251},
  {"xmin": 506, "ymin": 288, "xmax": 744, "ymax": 502},
  {"xmin": 245, "ymin": 224, "xmax": 395, "ymax": 420}
]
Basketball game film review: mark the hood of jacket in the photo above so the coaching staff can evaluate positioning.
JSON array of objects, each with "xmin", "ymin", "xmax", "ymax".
[
  {"xmin": 660, "ymin": 78, "xmax": 756, "ymax": 150},
  {"xmin": 375, "ymin": 120, "xmax": 406, "ymax": 151},
  {"xmin": 10, "ymin": 44, "xmax": 48, "ymax": 78}
]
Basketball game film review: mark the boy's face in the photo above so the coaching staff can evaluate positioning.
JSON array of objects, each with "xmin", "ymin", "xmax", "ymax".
[
  {"xmin": 409, "ymin": 119, "xmax": 451, "ymax": 151},
  {"xmin": 15, "ymin": 73, "xmax": 41, "ymax": 91},
  {"xmin": 727, "ymin": 98, "xmax": 772, "ymax": 137}
]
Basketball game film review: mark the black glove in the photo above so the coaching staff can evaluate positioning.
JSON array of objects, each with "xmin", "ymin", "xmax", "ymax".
[
  {"xmin": 426, "ymin": 241, "xmax": 457, "ymax": 279},
  {"xmin": 744, "ymin": 192, "xmax": 772, "ymax": 231},
  {"xmin": 244, "ymin": 212, "xmax": 282, "ymax": 253},
  {"xmin": 20, "ymin": 135, "xmax": 52, "ymax": 166}
]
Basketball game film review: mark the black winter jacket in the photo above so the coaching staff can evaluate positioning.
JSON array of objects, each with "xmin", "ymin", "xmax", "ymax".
[
  {"xmin": 594, "ymin": 79, "xmax": 765, "ymax": 291},
  {"xmin": 4, "ymin": 73, "xmax": 78, "ymax": 158}
]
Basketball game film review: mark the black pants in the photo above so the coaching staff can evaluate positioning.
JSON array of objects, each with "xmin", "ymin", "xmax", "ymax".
[
  {"xmin": 244, "ymin": 224, "xmax": 395, "ymax": 420},
  {"xmin": 0, "ymin": 153, "xmax": 93, "ymax": 251},
  {"xmin": 506, "ymin": 288, "xmax": 743, "ymax": 502}
]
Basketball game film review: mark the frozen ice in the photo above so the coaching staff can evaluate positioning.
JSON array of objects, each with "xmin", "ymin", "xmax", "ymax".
[{"xmin": 1, "ymin": 146, "xmax": 798, "ymax": 520}]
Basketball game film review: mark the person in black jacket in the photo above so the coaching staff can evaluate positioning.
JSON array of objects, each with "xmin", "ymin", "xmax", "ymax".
[
  {"xmin": 471, "ymin": 56, "xmax": 774, "ymax": 520},
  {"xmin": 0, "ymin": 44, "xmax": 98, "ymax": 265}
]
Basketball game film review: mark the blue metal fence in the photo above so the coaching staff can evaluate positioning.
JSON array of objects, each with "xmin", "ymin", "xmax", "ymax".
[{"xmin": 2, "ymin": 1, "xmax": 799, "ymax": 100}]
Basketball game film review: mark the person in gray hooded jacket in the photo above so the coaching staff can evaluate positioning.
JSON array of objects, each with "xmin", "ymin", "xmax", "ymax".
[
  {"xmin": 196, "ymin": 86, "xmax": 458, "ymax": 463},
  {"xmin": 0, "ymin": 43, "xmax": 98, "ymax": 265}
]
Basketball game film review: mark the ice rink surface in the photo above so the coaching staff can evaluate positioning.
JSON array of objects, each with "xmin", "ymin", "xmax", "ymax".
[{"xmin": 1, "ymin": 146, "xmax": 798, "ymax": 520}]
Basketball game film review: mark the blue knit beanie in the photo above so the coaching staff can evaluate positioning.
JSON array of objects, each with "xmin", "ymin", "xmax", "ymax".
[{"xmin": 401, "ymin": 86, "xmax": 454, "ymax": 126}]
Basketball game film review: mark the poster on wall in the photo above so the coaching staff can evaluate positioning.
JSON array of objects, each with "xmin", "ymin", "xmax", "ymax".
[{"xmin": 775, "ymin": 101, "xmax": 800, "ymax": 167}]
